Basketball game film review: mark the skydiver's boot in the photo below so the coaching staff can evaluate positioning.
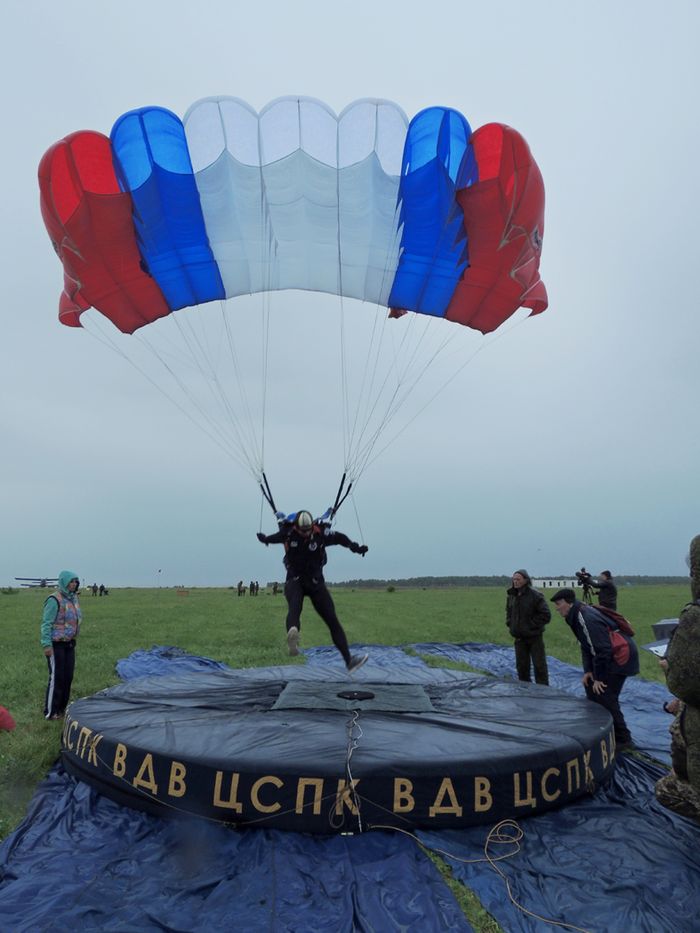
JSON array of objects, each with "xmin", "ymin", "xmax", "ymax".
[
  {"xmin": 347, "ymin": 653, "xmax": 368, "ymax": 674},
  {"xmin": 287, "ymin": 626, "xmax": 300, "ymax": 657}
]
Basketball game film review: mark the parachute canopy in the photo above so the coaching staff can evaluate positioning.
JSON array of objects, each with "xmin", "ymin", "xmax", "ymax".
[{"xmin": 39, "ymin": 96, "xmax": 547, "ymax": 337}]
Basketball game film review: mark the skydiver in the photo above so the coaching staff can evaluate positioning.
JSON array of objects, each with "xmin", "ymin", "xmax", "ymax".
[{"xmin": 257, "ymin": 510, "xmax": 369, "ymax": 673}]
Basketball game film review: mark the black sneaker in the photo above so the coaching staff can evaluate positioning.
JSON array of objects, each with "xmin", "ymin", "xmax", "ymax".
[
  {"xmin": 287, "ymin": 627, "xmax": 300, "ymax": 657},
  {"xmin": 347, "ymin": 653, "xmax": 368, "ymax": 674}
]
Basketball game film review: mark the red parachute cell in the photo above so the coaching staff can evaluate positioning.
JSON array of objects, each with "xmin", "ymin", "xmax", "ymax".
[
  {"xmin": 445, "ymin": 123, "xmax": 548, "ymax": 334},
  {"xmin": 38, "ymin": 131, "xmax": 169, "ymax": 334}
]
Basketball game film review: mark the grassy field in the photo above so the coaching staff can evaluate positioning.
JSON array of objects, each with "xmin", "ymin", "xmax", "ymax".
[{"xmin": 0, "ymin": 583, "xmax": 686, "ymax": 928}]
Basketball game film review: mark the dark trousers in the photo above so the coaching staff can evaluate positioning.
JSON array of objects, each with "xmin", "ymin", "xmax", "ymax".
[
  {"xmin": 284, "ymin": 576, "xmax": 351, "ymax": 664},
  {"xmin": 514, "ymin": 635, "xmax": 549, "ymax": 685},
  {"xmin": 585, "ymin": 672, "xmax": 631, "ymax": 743},
  {"xmin": 44, "ymin": 640, "xmax": 76, "ymax": 718}
]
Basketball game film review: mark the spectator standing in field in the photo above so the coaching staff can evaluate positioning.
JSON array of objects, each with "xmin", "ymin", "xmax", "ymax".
[
  {"xmin": 257, "ymin": 510, "xmax": 369, "ymax": 673},
  {"xmin": 551, "ymin": 588, "xmax": 638, "ymax": 749},
  {"xmin": 655, "ymin": 534, "xmax": 700, "ymax": 822},
  {"xmin": 589, "ymin": 570, "xmax": 618, "ymax": 610},
  {"xmin": 41, "ymin": 570, "xmax": 82, "ymax": 720},
  {"xmin": 505, "ymin": 570, "xmax": 551, "ymax": 685}
]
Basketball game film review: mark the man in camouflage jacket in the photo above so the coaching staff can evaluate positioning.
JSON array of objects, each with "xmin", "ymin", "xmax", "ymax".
[{"xmin": 656, "ymin": 534, "xmax": 700, "ymax": 822}]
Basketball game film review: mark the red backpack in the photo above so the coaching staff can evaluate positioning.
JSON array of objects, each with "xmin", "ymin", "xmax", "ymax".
[
  {"xmin": 594, "ymin": 605, "xmax": 636, "ymax": 636},
  {"xmin": 594, "ymin": 606, "xmax": 635, "ymax": 665}
]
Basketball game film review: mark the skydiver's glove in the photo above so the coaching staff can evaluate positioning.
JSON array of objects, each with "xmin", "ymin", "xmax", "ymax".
[
  {"xmin": 351, "ymin": 543, "xmax": 368, "ymax": 556},
  {"xmin": 257, "ymin": 533, "xmax": 268, "ymax": 546}
]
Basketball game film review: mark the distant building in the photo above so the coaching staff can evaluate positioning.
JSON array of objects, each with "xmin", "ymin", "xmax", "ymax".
[{"xmin": 533, "ymin": 578, "xmax": 578, "ymax": 590}]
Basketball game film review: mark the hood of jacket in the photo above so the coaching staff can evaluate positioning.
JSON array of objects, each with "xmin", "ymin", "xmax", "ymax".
[
  {"xmin": 58, "ymin": 570, "xmax": 79, "ymax": 597},
  {"xmin": 690, "ymin": 535, "xmax": 700, "ymax": 601}
]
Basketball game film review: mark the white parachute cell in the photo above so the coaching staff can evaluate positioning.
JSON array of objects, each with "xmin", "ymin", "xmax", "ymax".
[{"xmin": 183, "ymin": 96, "xmax": 408, "ymax": 304}]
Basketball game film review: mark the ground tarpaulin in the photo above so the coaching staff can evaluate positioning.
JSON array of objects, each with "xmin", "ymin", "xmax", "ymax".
[
  {"xmin": 1, "ymin": 644, "xmax": 698, "ymax": 932},
  {"xmin": 0, "ymin": 767, "xmax": 472, "ymax": 933}
]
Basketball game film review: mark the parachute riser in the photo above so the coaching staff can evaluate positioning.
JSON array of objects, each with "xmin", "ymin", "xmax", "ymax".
[
  {"xmin": 329, "ymin": 473, "xmax": 353, "ymax": 521},
  {"xmin": 259, "ymin": 472, "xmax": 278, "ymax": 517}
]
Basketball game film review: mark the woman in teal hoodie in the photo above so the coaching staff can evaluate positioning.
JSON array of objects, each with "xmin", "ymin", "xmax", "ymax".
[{"xmin": 41, "ymin": 570, "xmax": 81, "ymax": 720}]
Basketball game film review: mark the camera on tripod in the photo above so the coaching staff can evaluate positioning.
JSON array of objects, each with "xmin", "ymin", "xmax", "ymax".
[{"xmin": 575, "ymin": 567, "xmax": 594, "ymax": 603}]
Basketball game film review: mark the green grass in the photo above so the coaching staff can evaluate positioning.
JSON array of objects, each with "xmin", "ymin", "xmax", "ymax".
[{"xmin": 0, "ymin": 583, "xmax": 685, "ymax": 929}]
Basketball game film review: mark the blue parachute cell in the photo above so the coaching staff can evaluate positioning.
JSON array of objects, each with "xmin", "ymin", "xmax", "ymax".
[
  {"xmin": 110, "ymin": 107, "xmax": 225, "ymax": 311},
  {"xmin": 388, "ymin": 107, "xmax": 478, "ymax": 317}
]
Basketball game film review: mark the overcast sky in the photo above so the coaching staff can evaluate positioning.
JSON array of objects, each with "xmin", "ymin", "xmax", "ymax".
[{"xmin": 2, "ymin": 0, "xmax": 698, "ymax": 587}]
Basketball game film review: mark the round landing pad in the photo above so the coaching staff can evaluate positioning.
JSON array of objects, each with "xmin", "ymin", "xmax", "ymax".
[{"xmin": 62, "ymin": 666, "xmax": 616, "ymax": 833}]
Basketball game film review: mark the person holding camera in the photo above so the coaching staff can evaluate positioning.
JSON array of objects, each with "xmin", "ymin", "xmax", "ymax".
[
  {"xmin": 592, "ymin": 570, "xmax": 617, "ymax": 610},
  {"xmin": 506, "ymin": 569, "xmax": 551, "ymax": 685},
  {"xmin": 576, "ymin": 568, "xmax": 617, "ymax": 609}
]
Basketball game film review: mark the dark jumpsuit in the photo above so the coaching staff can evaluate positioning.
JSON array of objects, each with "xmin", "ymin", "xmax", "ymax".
[{"xmin": 260, "ymin": 524, "xmax": 362, "ymax": 665}]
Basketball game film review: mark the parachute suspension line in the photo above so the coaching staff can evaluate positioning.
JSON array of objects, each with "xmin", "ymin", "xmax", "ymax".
[
  {"xmin": 258, "ymin": 489, "xmax": 266, "ymax": 531},
  {"xmin": 343, "ymin": 289, "xmax": 391, "ymax": 477},
  {"xmin": 348, "ymin": 321, "xmax": 461, "ymax": 482},
  {"xmin": 338, "ymin": 295, "xmax": 351, "ymax": 467},
  {"xmin": 259, "ymin": 291, "xmax": 272, "ymax": 479},
  {"xmin": 81, "ymin": 313, "xmax": 256, "ymax": 477},
  {"xmin": 341, "ymin": 194, "xmax": 406, "ymax": 484},
  {"xmin": 336, "ymin": 100, "xmax": 408, "ymax": 484},
  {"xmin": 219, "ymin": 299, "xmax": 264, "ymax": 474},
  {"xmin": 343, "ymin": 312, "xmax": 463, "ymax": 486},
  {"xmin": 173, "ymin": 306, "xmax": 259, "ymax": 463},
  {"xmin": 135, "ymin": 327, "xmax": 259, "ymax": 478},
  {"xmin": 348, "ymin": 489, "xmax": 366, "ymax": 545},
  {"xmin": 256, "ymin": 108, "xmax": 279, "ymax": 487},
  {"xmin": 330, "ymin": 101, "xmax": 450, "ymax": 493},
  {"xmin": 333, "ymin": 115, "xmax": 352, "ymax": 470},
  {"xmin": 339, "ymin": 167, "xmax": 463, "ymax": 486},
  {"xmin": 168, "ymin": 309, "xmax": 262, "ymax": 477},
  {"xmin": 349, "ymin": 311, "xmax": 426, "ymax": 460},
  {"xmin": 362, "ymin": 312, "xmax": 531, "ymax": 473},
  {"xmin": 342, "ymin": 113, "xmax": 404, "ymax": 472},
  {"xmin": 342, "ymin": 228, "xmax": 447, "ymax": 484}
]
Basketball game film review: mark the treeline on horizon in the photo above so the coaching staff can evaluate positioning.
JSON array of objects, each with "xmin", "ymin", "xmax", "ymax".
[{"xmin": 330, "ymin": 575, "xmax": 688, "ymax": 588}]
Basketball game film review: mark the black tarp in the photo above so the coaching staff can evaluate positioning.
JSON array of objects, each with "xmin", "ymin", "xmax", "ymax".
[
  {"xmin": 61, "ymin": 661, "xmax": 614, "ymax": 832},
  {"xmin": 409, "ymin": 642, "xmax": 673, "ymax": 763}
]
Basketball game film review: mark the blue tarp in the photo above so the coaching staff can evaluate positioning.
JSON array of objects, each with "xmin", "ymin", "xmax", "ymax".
[
  {"xmin": 2, "ymin": 644, "xmax": 698, "ymax": 932},
  {"xmin": 115, "ymin": 645, "xmax": 231, "ymax": 680},
  {"xmin": 417, "ymin": 755, "xmax": 700, "ymax": 933},
  {"xmin": 0, "ymin": 768, "xmax": 470, "ymax": 933}
]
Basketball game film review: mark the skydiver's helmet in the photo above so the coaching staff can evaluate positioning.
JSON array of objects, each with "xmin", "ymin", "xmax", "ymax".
[{"xmin": 295, "ymin": 511, "xmax": 314, "ymax": 533}]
